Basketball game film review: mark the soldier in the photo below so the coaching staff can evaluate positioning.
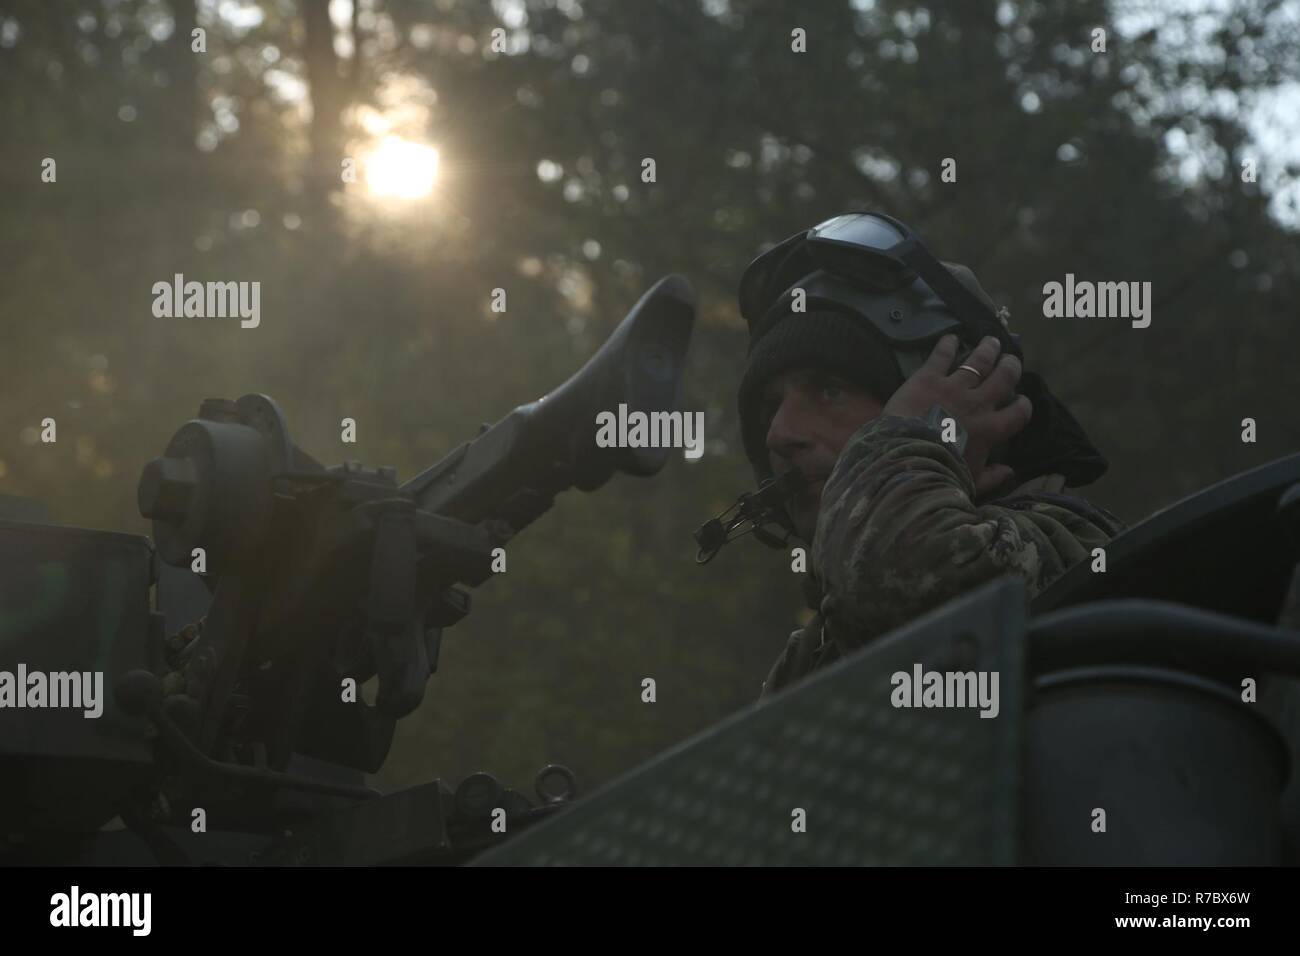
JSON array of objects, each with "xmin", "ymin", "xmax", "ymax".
[{"xmin": 732, "ymin": 213, "xmax": 1125, "ymax": 697}]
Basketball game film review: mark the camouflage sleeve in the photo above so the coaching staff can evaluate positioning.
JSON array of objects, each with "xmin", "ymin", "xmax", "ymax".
[{"xmin": 812, "ymin": 415, "xmax": 1115, "ymax": 651}]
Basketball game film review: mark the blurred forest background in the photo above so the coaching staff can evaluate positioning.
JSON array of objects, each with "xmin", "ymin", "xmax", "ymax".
[{"xmin": 2, "ymin": 0, "xmax": 1299, "ymax": 796}]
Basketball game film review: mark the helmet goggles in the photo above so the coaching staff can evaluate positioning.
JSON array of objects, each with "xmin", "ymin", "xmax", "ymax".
[{"xmin": 739, "ymin": 212, "xmax": 1020, "ymax": 359}]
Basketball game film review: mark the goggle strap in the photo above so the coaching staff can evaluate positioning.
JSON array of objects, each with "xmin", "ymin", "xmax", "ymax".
[{"xmin": 900, "ymin": 246, "xmax": 1020, "ymax": 357}]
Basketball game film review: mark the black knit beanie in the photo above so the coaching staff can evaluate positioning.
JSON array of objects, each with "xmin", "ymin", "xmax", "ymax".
[{"xmin": 736, "ymin": 262, "xmax": 1109, "ymax": 488}]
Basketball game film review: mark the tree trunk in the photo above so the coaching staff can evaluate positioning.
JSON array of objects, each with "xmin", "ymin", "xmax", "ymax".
[{"xmin": 302, "ymin": 0, "xmax": 346, "ymax": 209}]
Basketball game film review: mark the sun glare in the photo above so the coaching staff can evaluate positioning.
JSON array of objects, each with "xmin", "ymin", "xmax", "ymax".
[{"xmin": 364, "ymin": 136, "xmax": 440, "ymax": 200}]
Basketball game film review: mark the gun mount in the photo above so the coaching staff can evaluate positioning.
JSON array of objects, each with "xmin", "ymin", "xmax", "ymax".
[{"xmin": 1, "ymin": 276, "xmax": 697, "ymax": 864}]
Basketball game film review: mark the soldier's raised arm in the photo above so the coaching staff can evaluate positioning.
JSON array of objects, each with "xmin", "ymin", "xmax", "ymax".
[{"xmin": 812, "ymin": 412, "xmax": 1121, "ymax": 653}]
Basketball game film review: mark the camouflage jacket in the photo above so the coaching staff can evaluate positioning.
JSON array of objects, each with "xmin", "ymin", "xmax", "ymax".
[{"xmin": 759, "ymin": 415, "xmax": 1124, "ymax": 699}]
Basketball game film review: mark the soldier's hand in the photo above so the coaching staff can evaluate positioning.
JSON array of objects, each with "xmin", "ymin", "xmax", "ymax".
[{"xmin": 880, "ymin": 333, "xmax": 1033, "ymax": 497}]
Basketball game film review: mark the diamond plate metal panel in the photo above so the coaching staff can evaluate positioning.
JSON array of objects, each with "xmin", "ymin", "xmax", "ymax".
[{"xmin": 472, "ymin": 577, "xmax": 1026, "ymax": 865}]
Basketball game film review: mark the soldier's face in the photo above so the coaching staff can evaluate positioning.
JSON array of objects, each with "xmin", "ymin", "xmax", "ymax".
[{"xmin": 759, "ymin": 368, "xmax": 885, "ymax": 543}]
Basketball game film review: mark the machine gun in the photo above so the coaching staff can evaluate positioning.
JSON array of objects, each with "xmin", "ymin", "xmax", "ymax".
[{"xmin": 0, "ymin": 275, "xmax": 697, "ymax": 865}]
